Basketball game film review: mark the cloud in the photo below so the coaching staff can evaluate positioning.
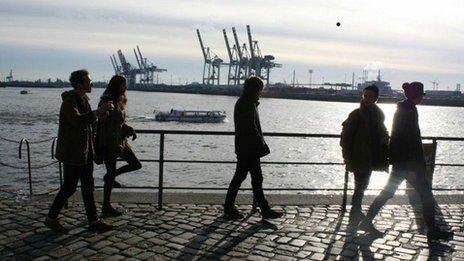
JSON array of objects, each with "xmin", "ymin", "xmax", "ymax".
[{"xmin": 0, "ymin": 0, "xmax": 463, "ymax": 86}]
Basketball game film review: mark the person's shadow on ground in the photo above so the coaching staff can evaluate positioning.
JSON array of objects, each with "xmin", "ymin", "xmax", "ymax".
[
  {"xmin": 407, "ymin": 189, "xmax": 452, "ymax": 233},
  {"xmin": 175, "ymin": 212, "xmax": 278, "ymax": 260},
  {"xmin": 428, "ymin": 241, "xmax": 454, "ymax": 260},
  {"xmin": 323, "ymin": 209, "xmax": 380, "ymax": 260},
  {"xmin": 10, "ymin": 222, "xmax": 94, "ymax": 259},
  {"xmin": 338, "ymin": 232, "xmax": 381, "ymax": 260}
]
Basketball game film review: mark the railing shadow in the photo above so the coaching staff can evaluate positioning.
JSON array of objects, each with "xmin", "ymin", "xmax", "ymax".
[{"xmin": 322, "ymin": 212, "xmax": 346, "ymax": 260}]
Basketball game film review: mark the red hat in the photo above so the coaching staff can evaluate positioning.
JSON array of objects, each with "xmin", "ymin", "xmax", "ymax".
[{"xmin": 402, "ymin": 82, "xmax": 425, "ymax": 100}]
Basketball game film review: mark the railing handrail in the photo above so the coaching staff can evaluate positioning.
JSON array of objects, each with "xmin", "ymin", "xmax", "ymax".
[{"xmin": 134, "ymin": 129, "xmax": 464, "ymax": 141}]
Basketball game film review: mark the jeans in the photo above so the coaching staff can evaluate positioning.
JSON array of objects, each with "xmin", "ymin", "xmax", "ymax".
[
  {"xmin": 365, "ymin": 167, "xmax": 435, "ymax": 229},
  {"xmin": 224, "ymin": 156, "xmax": 270, "ymax": 212},
  {"xmin": 48, "ymin": 160, "xmax": 98, "ymax": 223},
  {"xmin": 103, "ymin": 146, "xmax": 141, "ymax": 208}
]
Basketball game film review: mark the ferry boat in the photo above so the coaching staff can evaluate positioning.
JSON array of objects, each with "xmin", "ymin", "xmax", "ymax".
[{"xmin": 155, "ymin": 109, "xmax": 227, "ymax": 123}]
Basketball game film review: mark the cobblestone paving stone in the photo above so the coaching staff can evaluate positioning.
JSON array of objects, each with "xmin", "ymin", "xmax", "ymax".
[{"xmin": 0, "ymin": 198, "xmax": 463, "ymax": 260}]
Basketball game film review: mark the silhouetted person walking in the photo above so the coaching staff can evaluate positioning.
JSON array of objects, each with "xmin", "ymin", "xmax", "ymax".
[
  {"xmin": 340, "ymin": 85, "xmax": 389, "ymax": 229},
  {"xmin": 96, "ymin": 75, "xmax": 141, "ymax": 217},
  {"xmin": 45, "ymin": 69, "xmax": 113, "ymax": 234},
  {"xmin": 359, "ymin": 82, "xmax": 454, "ymax": 241},
  {"xmin": 224, "ymin": 76, "xmax": 283, "ymax": 220}
]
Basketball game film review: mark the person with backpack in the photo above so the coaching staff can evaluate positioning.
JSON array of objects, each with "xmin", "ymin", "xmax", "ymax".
[{"xmin": 340, "ymin": 84, "xmax": 389, "ymax": 229}]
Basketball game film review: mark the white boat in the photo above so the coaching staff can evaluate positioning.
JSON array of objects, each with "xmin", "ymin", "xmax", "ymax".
[{"xmin": 155, "ymin": 109, "xmax": 226, "ymax": 123}]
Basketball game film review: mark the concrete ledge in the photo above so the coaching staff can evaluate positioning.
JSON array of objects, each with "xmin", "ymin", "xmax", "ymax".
[{"xmin": 65, "ymin": 191, "xmax": 464, "ymax": 205}]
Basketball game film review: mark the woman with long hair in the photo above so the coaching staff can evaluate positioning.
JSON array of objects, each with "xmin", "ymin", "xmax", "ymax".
[{"xmin": 97, "ymin": 75, "xmax": 141, "ymax": 217}]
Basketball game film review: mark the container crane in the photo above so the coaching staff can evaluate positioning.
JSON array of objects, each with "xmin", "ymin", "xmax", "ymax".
[
  {"xmin": 110, "ymin": 55, "xmax": 121, "ymax": 75},
  {"xmin": 246, "ymin": 25, "xmax": 281, "ymax": 87},
  {"xmin": 196, "ymin": 29, "xmax": 224, "ymax": 85},
  {"xmin": 223, "ymin": 29, "xmax": 240, "ymax": 86},
  {"xmin": 232, "ymin": 27, "xmax": 250, "ymax": 85},
  {"xmin": 5, "ymin": 69, "xmax": 13, "ymax": 82},
  {"xmin": 116, "ymin": 50, "xmax": 136, "ymax": 87},
  {"xmin": 133, "ymin": 45, "xmax": 167, "ymax": 84},
  {"xmin": 110, "ymin": 47, "xmax": 166, "ymax": 89}
]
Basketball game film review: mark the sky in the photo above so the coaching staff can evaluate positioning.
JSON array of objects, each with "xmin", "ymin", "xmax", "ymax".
[{"xmin": 0, "ymin": 0, "xmax": 463, "ymax": 90}]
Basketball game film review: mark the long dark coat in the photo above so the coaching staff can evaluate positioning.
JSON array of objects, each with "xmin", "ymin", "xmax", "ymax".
[
  {"xmin": 389, "ymin": 99, "xmax": 426, "ymax": 171},
  {"xmin": 55, "ymin": 90, "xmax": 97, "ymax": 165},
  {"xmin": 340, "ymin": 102, "xmax": 389, "ymax": 172},
  {"xmin": 234, "ymin": 95, "xmax": 270, "ymax": 158}
]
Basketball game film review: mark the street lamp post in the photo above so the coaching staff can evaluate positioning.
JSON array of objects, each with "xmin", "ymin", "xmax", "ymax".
[{"xmin": 308, "ymin": 69, "xmax": 313, "ymax": 88}]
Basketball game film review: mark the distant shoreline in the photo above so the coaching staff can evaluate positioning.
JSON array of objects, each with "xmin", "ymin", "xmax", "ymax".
[{"xmin": 2, "ymin": 82, "xmax": 463, "ymax": 107}]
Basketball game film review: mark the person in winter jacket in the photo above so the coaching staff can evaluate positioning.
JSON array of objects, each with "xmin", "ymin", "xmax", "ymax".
[
  {"xmin": 45, "ymin": 69, "xmax": 113, "ymax": 234},
  {"xmin": 358, "ymin": 82, "xmax": 454, "ymax": 241},
  {"xmin": 96, "ymin": 75, "xmax": 141, "ymax": 217},
  {"xmin": 340, "ymin": 85, "xmax": 389, "ymax": 228},
  {"xmin": 223, "ymin": 76, "xmax": 283, "ymax": 220}
]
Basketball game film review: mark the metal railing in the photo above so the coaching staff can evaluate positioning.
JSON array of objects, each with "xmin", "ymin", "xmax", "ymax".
[
  {"xmin": 1, "ymin": 130, "xmax": 464, "ymax": 210},
  {"xmin": 134, "ymin": 130, "xmax": 345, "ymax": 210},
  {"xmin": 134, "ymin": 130, "xmax": 464, "ymax": 209},
  {"xmin": 0, "ymin": 136, "xmax": 60, "ymax": 195}
]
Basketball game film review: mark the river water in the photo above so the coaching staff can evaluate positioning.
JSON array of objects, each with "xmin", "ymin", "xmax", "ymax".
[{"xmin": 1, "ymin": 87, "xmax": 463, "ymax": 197}]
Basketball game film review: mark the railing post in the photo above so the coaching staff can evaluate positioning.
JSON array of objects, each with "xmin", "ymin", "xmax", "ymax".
[
  {"xmin": 19, "ymin": 138, "xmax": 32, "ymax": 195},
  {"xmin": 158, "ymin": 132, "xmax": 165, "ymax": 210},
  {"xmin": 341, "ymin": 169, "xmax": 349, "ymax": 212},
  {"xmin": 51, "ymin": 138, "xmax": 67, "ymax": 208},
  {"xmin": 51, "ymin": 138, "xmax": 63, "ymax": 186}
]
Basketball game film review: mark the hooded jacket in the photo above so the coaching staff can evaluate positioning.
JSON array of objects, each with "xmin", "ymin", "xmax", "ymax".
[
  {"xmin": 55, "ymin": 90, "xmax": 97, "ymax": 165},
  {"xmin": 389, "ymin": 99, "xmax": 426, "ymax": 171},
  {"xmin": 234, "ymin": 91, "xmax": 270, "ymax": 158},
  {"xmin": 340, "ymin": 102, "xmax": 389, "ymax": 172},
  {"xmin": 96, "ymin": 92, "xmax": 133, "ymax": 159}
]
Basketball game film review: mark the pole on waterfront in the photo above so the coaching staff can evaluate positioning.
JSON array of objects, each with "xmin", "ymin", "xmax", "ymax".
[
  {"xmin": 308, "ymin": 69, "xmax": 313, "ymax": 88},
  {"xmin": 158, "ymin": 133, "xmax": 165, "ymax": 210},
  {"xmin": 342, "ymin": 169, "xmax": 349, "ymax": 212}
]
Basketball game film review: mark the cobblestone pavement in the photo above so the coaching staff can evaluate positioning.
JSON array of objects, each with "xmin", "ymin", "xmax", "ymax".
[{"xmin": 0, "ymin": 198, "xmax": 463, "ymax": 260}]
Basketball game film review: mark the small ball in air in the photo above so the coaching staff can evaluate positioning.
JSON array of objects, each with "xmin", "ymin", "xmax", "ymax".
[{"xmin": 336, "ymin": 22, "xmax": 341, "ymax": 27}]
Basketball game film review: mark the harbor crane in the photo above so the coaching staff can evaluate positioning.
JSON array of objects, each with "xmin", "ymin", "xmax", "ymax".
[
  {"xmin": 431, "ymin": 80, "xmax": 440, "ymax": 90},
  {"xmin": 5, "ymin": 69, "xmax": 13, "ymax": 82},
  {"xmin": 115, "ymin": 49, "xmax": 137, "ymax": 88},
  {"xmin": 133, "ymin": 45, "xmax": 167, "ymax": 84},
  {"xmin": 246, "ymin": 25, "xmax": 281, "ymax": 87},
  {"xmin": 196, "ymin": 25, "xmax": 280, "ymax": 87},
  {"xmin": 110, "ymin": 46, "xmax": 167, "ymax": 89},
  {"xmin": 223, "ymin": 29, "xmax": 240, "ymax": 86},
  {"xmin": 232, "ymin": 26, "xmax": 250, "ymax": 86},
  {"xmin": 197, "ymin": 29, "xmax": 225, "ymax": 85},
  {"xmin": 110, "ymin": 55, "xmax": 121, "ymax": 75}
]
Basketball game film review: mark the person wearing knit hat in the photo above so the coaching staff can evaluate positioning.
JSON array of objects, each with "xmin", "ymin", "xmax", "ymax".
[
  {"xmin": 340, "ymin": 84, "xmax": 389, "ymax": 230},
  {"xmin": 358, "ymin": 81, "xmax": 454, "ymax": 241}
]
